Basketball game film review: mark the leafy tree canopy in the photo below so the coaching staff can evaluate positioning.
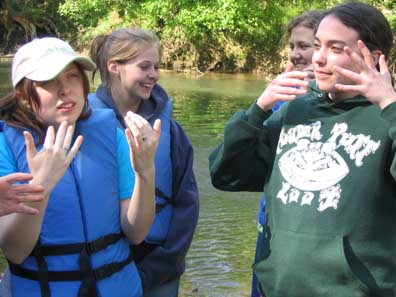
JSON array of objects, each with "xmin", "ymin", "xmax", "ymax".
[{"xmin": 1, "ymin": 0, "xmax": 395, "ymax": 74}]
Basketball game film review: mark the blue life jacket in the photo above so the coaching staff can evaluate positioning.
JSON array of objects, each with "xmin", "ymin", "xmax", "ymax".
[
  {"xmin": 2, "ymin": 110, "xmax": 142, "ymax": 297},
  {"xmin": 89, "ymin": 93, "xmax": 174, "ymax": 245}
]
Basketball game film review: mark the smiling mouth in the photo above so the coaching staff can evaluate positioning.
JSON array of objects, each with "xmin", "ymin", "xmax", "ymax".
[
  {"xmin": 315, "ymin": 70, "xmax": 332, "ymax": 76},
  {"xmin": 58, "ymin": 102, "xmax": 76, "ymax": 110}
]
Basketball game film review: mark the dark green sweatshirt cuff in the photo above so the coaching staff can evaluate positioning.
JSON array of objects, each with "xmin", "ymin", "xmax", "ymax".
[
  {"xmin": 245, "ymin": 102, "xmax": 271, "ymax": 127},
  {"xmin": 380, "ymin": 101, "xmax": 396, "ymax": 124}
]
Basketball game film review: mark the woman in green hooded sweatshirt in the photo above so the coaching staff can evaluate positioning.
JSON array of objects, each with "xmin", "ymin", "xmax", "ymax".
[{"xmin": 209, "ymin": 2, "xmax": 395, "ymax": 297}]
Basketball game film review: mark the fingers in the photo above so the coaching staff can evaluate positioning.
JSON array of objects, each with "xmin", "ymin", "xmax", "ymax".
[
  {"xmin": 153, "ymin": 119, "xmax": 161, "ymax": 135},
  {"xmin": 11, "ymin": 183, "xmax": 44, "ymax": 194},
  {"xmin": 24, "ymin": 131, "xmax": 38, "ymax": 160},
  {"xmin": 124, "ymin": 112, "xmax": 150, "ymax": 143},
  {"xmin": 357, "ymin": 40, "xmax": 376, "ymax": 70},
  {"xmin": 43, "ymin": 126, "xmax": 55, "ymax": 149},
  {"xmin": 13, "ymin": 204, "xmax": 39, "ymax": 215},
  {"xmin": 66, "ymin": 135, "xmax": 83, "ymax": 164},
  {"xmin": 333, "ymin": 65, "xmax": 362, "ymax": 83},
  {"xmin": 285, "ymin": 63, "xmax": 294, "ymax": 73},
  {"xmin": 63, "ymin": 124, "xmax": 76, "ymax": 151},
  {"xmin": 54, "ymin": 121, "xmax": 68, "ymax": 149},
  {"xmin": 343, "ymin": 42, "xmax": 374, "ymax": 74},
  {"xmin": 379, "ymin": 54, "xmax": 389, "ymax": 75},
  {"xmin": 3, "ymin": 172, "xmax": 33, "ymax": 184},
  {"xmin": 125, "ymin": 128, "xmax": 137, "ymax": 151}
]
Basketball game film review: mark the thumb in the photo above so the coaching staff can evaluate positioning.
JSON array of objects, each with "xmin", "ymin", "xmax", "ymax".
[
  {"xmin": 153, "ymin": 119, "xmax": 161, "ymax": 135},
  {"xmin": 285, "ymin": 62, "xmax": 294, "ymax": 73}
]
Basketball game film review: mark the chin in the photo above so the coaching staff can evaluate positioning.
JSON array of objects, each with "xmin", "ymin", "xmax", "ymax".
[{"xmin": 315, "ymin": 81, "xmax": 335, "ymax": 93}]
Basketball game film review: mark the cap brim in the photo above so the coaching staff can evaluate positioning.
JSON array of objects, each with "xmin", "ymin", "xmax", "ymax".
[{"xmin": 25, "ymin": 54, "xmax": 96, "ymax": 82}]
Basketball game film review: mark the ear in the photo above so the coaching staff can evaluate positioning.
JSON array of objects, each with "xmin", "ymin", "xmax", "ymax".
[
  {"xmin": 107, "ymin": 60, "xmax": 120, "ymax": 75},
  {"xmin": 371, "ymin": 50, "xmax": 382, "ymax": 66}
]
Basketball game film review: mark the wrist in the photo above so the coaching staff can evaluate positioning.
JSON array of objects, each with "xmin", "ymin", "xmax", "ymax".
[
  {"xmin": 135, "ymin": 167, "xmax": 155, "ymax": 183},
  {"xmin": 378, "ymin": 97, "xmax": 396, "ymax": 110}
]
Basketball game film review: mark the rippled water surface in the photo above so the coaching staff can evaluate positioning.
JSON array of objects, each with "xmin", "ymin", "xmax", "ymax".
[
  {"xmin": 0, "ymin": 63, "xmax": 269, "ymax": 297},
  {"xmin": 158, "ymin": 72, "xmax": 268, "ymax": 297}
]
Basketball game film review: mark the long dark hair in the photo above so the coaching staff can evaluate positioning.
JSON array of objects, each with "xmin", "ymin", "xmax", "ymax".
[{"xmin": 0, "ymin": 63, "xmax": 91, "ymax": 143}]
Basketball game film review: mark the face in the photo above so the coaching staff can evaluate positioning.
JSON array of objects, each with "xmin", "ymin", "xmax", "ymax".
[
  {"xmin": 114, "ymin": 44, "xmax": 160, "ymax": 103},
  {"xmin": 289, "ymin": 25, "xmax": 315, "ymax": 70},
  {"xmin": 312, "ymin": 15, "xmax": 361, "ymax": 100},
  {"xmin": 33, "ymin": 63, "xmax": 85, "ymax": 128}
]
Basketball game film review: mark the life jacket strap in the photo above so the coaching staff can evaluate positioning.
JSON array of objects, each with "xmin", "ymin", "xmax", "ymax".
[
  {"xmin": 35, "ymin": 232, "xmax": 124, "ymax": 256},
  {"xmin": 8, "ymin": 233, "xmax": 133, "ymax": 297},
  {"xmin": 32, "ymin": 240, "xmax": 51, "ymax": 297},
  {"xmin": 9, "ymin": 248, "xmax": 134, "ymax": 282}
]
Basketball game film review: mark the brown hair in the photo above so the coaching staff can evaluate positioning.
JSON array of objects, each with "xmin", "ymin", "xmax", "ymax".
[
  {"xmin": 287, "ymin": 10, "xmax": 323, "ymax": 38},
  {"xmin": 89, "ymin": 27, "xmax": 161, "ymax": 89},
  {"xmin": 0, "ymin": 63, "xmax": 91, "ymax": 143}
]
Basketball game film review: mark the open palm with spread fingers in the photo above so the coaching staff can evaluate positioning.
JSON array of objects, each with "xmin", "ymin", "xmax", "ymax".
[
  {"xmin": 124, "ymin": 111, "xmax": 161, "ymax": 178},
  {"xmin": 257, "ymin": 63, "xmax": 309, "ymax": 111},
  {"xmin": 334, "ymin": 40, "xmax": 396, "ymax": 110},
  {"xmin": 24, "ymin": 121, "xmax": 83, "ymax": 195}
]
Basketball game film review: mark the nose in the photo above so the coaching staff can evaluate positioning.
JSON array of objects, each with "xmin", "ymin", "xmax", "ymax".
[
  {"xmin": 290, "ymin": 48, "xmax": 302, "ymax": 60},
  {"xmin": 148, "ymin": 66, "xmax": 159, "ymax": 81},
  {"xmin": 312, "ymin": 47, "xmax": 326, "ymax": 67},
  {"xmin": 57, "ymin": 78, "xmax": 70, "ymax": 97}
]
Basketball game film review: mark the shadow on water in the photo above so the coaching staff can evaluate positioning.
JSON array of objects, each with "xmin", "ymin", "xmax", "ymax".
[{"xmin": 0, "ymin": 63, "xmax": 269, "ymax": 297}]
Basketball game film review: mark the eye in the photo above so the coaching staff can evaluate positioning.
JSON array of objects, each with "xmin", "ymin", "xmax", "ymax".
[
  {"xmin": 331, "ymin": 46, "xmax": 343, "ymax": 53},
  {"xmin": 314, "ymin": 43, "xmax": 321, "ymax": 50},
  {"xmin": 67, "ymin": 71, "xmax": 81, "ymax": 79},
  {"xmin": 301, "ymin": 43, "xmax": 312, "ymax": 50},
  {"xmin": 36, "ymin": 79, "xmax": 57, "ymax": 89}
]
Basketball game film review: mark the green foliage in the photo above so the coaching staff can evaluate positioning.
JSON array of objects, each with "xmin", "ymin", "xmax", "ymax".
[
  {"xmin": 1, "ymin": 0, "xmax": 395, "ymax": 73},
  {"xmin": 0, "ymin": 0, "xmax": 63, "ymax": 53}
]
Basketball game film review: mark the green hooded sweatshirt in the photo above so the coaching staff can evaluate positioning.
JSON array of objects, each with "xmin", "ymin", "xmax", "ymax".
[{"xmin": 209, "ymin": 83, "xmax": 396, "ymax": 297}]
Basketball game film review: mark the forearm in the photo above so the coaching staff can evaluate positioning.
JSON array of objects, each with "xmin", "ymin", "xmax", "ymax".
[
  {"xmin": 0, "ymin": 187, "xmax": 49, "ymax": 264},
  {"xmin": 122, "ymin": 168, "xmax": 155, "ymax": 244},
  {"xmin": 209, "ymin": 103, "xmax": 273, "ymax": 191}
]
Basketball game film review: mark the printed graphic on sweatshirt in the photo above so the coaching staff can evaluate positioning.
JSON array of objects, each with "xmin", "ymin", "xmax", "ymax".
[{"xmin": 276, "ymin": 121, "xmax": 380, "ymax": 212}]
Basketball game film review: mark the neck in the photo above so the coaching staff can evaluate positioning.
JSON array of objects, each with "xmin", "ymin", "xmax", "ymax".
[
  {"xmin": 110, "ymin": 86, "xmax": 142, "ymax": 117},
  {"xmin": 329, "ymin": 90, "xmax": 360, "ymax": 102}
]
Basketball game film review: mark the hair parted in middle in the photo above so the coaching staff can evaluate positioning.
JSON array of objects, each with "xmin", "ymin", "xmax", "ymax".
[{"xmin": 89, "ymin": 27, "xmax": 161, "ymax": 90}]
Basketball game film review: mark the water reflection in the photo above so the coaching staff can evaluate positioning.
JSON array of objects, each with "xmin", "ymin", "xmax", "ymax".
[
  {"xmin": 159, "ymin": 72, "xmax": 267, "ymax": 297},
  {"xmin": 0, "ymin": 62, "xmax": 268, "ymax": 297}
]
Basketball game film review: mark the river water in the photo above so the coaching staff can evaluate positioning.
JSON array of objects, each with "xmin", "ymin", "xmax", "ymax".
[{"xmin": 0, "ymin": 62, "xmax": 269, "ymax": 297}]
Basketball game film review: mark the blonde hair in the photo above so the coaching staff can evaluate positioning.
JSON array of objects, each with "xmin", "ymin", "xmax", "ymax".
[{"xmin": 90, "ymin": 27, "xmax": 161, "ymax": 89}]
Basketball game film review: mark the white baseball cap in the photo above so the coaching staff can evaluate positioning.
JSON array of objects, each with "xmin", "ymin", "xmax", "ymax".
[{"xmin": 12, "ymin": 37, "xmax": 96, "ymax": 88}]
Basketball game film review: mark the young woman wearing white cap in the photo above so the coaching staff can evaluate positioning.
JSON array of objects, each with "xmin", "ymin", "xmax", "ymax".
[{"xmin": 0, "ymin": 37, "xmax": 160, "ymax": 297}]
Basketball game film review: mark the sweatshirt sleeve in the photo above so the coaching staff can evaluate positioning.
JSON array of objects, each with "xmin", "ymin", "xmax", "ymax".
[
  {"xmin": 380, "ymin": 102, "xmax": 396, "ymax": 181},
  {"xmin": 209, "ymin": 102, "xmax": 282, "ymax": 192},
  {"xmin": 137, "ymin": 120, "xmax": 199, "ymax": 290}
]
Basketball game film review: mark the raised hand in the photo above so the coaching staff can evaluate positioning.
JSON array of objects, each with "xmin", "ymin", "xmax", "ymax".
[
  {"xmin": 302, "ymin": 64, "xmax": 315, "ymax": 81},
  {"xmin": 257, "ymin": 63, "xmax": 309, "ymax": 111},
  {"xmin": 0, "ymin": 173, "xmax": 44, "ymax": 216},
  {"xmin": 124, "ymin": 111, "xmax": 161, "ymax": 179},
  {"xmin": 334, "ymin": 40, "xmax": 396, "ymax": 110},
  {"xmin": 24, "ymin": 121, "xmax": 83, "ymax": 195}
]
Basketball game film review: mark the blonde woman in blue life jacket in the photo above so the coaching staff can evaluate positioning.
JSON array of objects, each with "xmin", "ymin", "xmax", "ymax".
[
  {"xmin": 88, "ymin": 27, "xmax": 199, "ymax": 297},
  {"xmin": 0, "ymin": 37, "xmax": 160, "ymax": 297}
]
